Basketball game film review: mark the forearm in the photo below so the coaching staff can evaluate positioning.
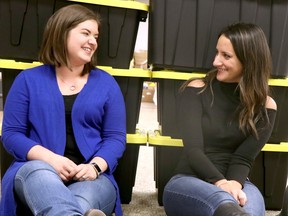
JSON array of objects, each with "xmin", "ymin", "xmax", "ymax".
[
  {"xmin": 186, "ymin": 148, "xmax": 225, "ymax": 182},
  {"xmin": 226, "ymin": 109, "xmax": 277, "ymax": 184},
  {"xmin": 27, "ymin": 145, "xmax": 57, "ymax": 163}
]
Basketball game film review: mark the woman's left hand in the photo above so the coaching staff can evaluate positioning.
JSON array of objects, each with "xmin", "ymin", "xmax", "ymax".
[
  {"xmin": 229, "ymin": 180, "xmax": 247, "ymax": 206},
  {"xmin": 217, "ymin": 180, "xmax": 247, "ymax": 206},
  {"xmin": 237, "ymin": 190, "xmax": 248, "ymax": 206},
  {"xmin": 70, "ymin": 163, "xmax": 98, "ymax": 181}
]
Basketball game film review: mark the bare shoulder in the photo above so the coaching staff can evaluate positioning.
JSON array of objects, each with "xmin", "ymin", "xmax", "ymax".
[
  {"xmin": 266, "ymin": 96, "xmax": 277, "ymax": 110},
  {"xmin": 187, "ymin": 79, "xmax": 205, "ymax": 88}
]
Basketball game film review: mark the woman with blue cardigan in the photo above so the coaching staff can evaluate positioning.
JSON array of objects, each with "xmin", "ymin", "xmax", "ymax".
[{"xmin": 0, "ymin": 4, "xmax": 126, "ymax": 216}]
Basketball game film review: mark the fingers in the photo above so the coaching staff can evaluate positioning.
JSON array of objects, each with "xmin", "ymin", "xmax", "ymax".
[
  {"xmin": 217, "ymin": 180, "xmax": 248, "ymax": 207},
  {"xmin": 73, "ymin": 164, "xmax": 98, "ymax": 181},
  {"xmin": 50, "ymin": 156, "xmax": 78, "ymax": 181},
  {"xmin": 60, "ymin": 163, "xmax": 78, "ymax": 181},
  {"xmin": 230, "ymin": 189, "xmax": 247, "ymax": 206},
  {"xmin": 79, "ymin": 174, "xmax": 92, "ymax": 181},
  {"xmin": 238, "ymin": 191, "xmax": 247, "ymax": 206},
  {"xmin": 57, "ymin": 161, "xmax": 98, "ymax": 182},
  {"xmin": 59, "ymin": 172, "xmax": 69, "ymax": 182},
  {"xmin": 66, "ymin": 164, "xmax": 78, "ymax": 178},
  {"xmin": 230, "ymin": 190, "xmax": 239, "ymax": 203}
]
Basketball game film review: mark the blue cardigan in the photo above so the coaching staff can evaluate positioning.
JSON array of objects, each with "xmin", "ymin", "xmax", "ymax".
[{"xmin": 0, "ymin": 65, "xmax": 126, "ymax": 216}]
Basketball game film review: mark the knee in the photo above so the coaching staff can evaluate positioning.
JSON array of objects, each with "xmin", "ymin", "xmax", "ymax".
[{"xmin": 16, "ymin": 160, "xmax": 56, "ymax": 179}]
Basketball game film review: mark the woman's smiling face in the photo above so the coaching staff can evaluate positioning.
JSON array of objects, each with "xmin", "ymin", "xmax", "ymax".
[
  {"xmin": 66, "ymin": 19, "xmax": 99, "ymax": 67},
  {"xmin": 213, "ymin": 35, "xmax": 243, "ymax": 83}
]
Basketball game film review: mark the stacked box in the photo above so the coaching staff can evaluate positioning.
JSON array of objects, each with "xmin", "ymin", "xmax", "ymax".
[
  {"xmin": 249, "ymin": 151, "xmax": 288, "ymax": 210},
  {"xmin": 112, "ymin": 76, "xmax": 144, "ymax": 204},
  {"xmin": 148, "ymin": 0, "xmax": 288, "ymax": 78},
  {"xmin": 153, "ymin": 79, "xmax": 184, "ymax": 205},
  {"xmin": 269, "ymin": 86, "xmax": 288, "ymax": 144}
]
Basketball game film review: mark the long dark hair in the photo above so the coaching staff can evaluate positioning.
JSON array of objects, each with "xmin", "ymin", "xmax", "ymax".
[{"xmin": 181, "ymin": 23, "xmax": 272, "ymax": 137}]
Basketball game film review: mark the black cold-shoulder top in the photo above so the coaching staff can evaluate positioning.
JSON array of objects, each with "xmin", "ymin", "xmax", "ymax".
[{"xmin": 174, "ymin": 79, "xmax": 276, "ymax": 186}]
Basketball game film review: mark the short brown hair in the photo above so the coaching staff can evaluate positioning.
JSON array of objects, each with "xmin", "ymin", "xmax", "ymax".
[{"xmin": 39, "ymin": 4, "xmax": 101, "ymax": 75}]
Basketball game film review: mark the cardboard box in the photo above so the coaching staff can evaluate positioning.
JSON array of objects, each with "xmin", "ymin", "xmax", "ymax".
[{"xmin": 142, "ymin": 82, "xmax": 155, "ymax": 103}]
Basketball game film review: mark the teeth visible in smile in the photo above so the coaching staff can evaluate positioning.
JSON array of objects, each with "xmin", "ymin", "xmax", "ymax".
[{"xmin": 83, "ymin": 47, "xmax": 92, "ymax": 51}]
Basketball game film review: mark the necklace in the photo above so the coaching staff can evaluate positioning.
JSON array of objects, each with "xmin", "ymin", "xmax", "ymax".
[
  {"xmin": 69, "ymin": 85, "xmax": 76, "ymax": 91},
  {"xmin": 58, "ymin": 76, "xmax": 77, "ymax": 91}
]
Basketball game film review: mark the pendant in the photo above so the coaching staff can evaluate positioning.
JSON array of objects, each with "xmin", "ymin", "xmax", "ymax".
[{"xmin": 70, "ymin": 85, "xmax": 76, "ymax": 91}]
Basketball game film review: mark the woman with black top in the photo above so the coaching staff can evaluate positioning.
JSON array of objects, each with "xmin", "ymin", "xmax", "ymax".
[{"xmin": 162, "ymin": 23, "xmax": 277, "ymax": 216}]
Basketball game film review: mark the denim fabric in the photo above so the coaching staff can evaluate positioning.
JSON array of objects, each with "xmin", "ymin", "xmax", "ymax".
[
  {"xmin": 163, "ymin": 174, "xmax": 265, "ymax": 216},
  {"xmin": 14, "ymin": 160, "xmax": 116, "ymax": 216}
]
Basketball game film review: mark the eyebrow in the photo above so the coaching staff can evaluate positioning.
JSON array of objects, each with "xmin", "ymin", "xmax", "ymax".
[
  {"xmin": 81, "ymin": 28, "xmax": 99, "ymax": 36},
  {"xmin": 216, "ymin": 48, "xmax": 234, "ymax": 56},
  {"xmin": 222, "ymin": 51, "xmax": 233, "ymax": 55}
]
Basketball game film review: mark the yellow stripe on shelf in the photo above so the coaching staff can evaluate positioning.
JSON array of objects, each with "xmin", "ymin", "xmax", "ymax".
[
  {"xmin": 262, "ymin": 143, "xmax": 288, "ymax": 152},
  {"xmin": 68, "ymin": 0, "xmax": 149, "ymax": 11},
  {"xmin": 148, "ymin": 131, "xmax": 184, "ymax": 147},
  {"xmin": 152, "ymin": 70, "xmax": 288, "ymax": 87},
  {"xmin": 269, "ymin": 78, "xmax": 288, "ymax": 87},
  {"xmin": 2, "ymin": 60, "xmax": 287, "ymax": 86},
  {"xmin": 0, "ymin": 59, "xmax": 42, "ymax": 70},
  {"xmin": 0, "ymin": 59, "xmax": 151, "ymax": 78},
  {"xmin": 127, "ymin": 133, "xmax": 147, "ymax": 145},
  {"xmin": 98, "ymin": 66, "xmax": 151, "ymax": 78},
  {"xmin": 152, "ymin": 71, "xmax": 205, "ymax": 80},
  {"xmin": 148, "ymin": 133, "xmax": 288, "ymax": 152}
]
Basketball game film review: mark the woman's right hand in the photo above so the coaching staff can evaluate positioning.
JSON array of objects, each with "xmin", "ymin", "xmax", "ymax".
[
  {"xmin": 49, "ymin": 154, "xmax": 78, "ymax": 182},
  {"xmin": 215, "ymin": 179, "xmax": 247, "ymax": 206},
  {"xmin": 27, "ymin": 145, "xmax": 77, "ymax": 181},
  {"xmin": 229, "ymin": 180, "xmax": 247, "ymax": 207}
]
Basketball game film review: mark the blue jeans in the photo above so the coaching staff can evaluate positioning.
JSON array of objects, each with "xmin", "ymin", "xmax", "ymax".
[
  {"xmin": 163, "ymin": 174, "xmax": 265, "ymax": 216},
  {"xmin": 14, "ymin": 160, "xmax": 116, "ymax": 216}
]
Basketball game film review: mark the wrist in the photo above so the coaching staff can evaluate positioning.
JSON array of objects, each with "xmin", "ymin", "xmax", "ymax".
[
  {"xmin": 90, "ymin": 162, "xmax": 102, "ymax": 175},
  {"xmin": 215, "ymin": 179, "xmax": 228, "ymax": 187},
  {"xmin": 230, "ymin": 180, "xmax": 243, "ymax": 189}
]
